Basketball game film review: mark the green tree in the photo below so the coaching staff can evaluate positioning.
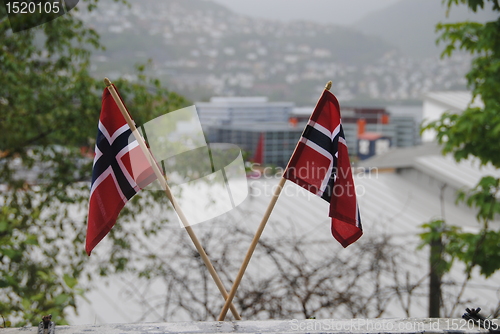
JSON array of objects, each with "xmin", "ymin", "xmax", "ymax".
[
  {"xmin": 0, "ymin": 1, "xmax": 188, "ymax": 326},
  {"xmin": 422, "ymin": 0, "xmax": 500, "ymax": 279}
]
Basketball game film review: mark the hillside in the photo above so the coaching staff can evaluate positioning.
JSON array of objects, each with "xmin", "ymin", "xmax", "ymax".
[
  {"xmin": 84, "ymin": 0, "xmax": 393, "ymax": 65},
  {"xmin": 354, "ymin": 0, "xmax": 497, "ymax": 58},
  {"xmin": 210, "ymin": 0, "xmax": 400, "ymax": 26},
  {"xmin": 80, "ymin": 0, "xmax": 471, "ymax": 105}
]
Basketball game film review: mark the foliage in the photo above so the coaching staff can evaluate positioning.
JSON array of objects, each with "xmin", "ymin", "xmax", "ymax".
[
  {"xmin": 0, "ymin": 1, "xmax": 188, "ymax": 326},
  {"xmin": 419, "ymin": 219, "xmax": 500, "ymax": 278},
  {"xmin": 419, "ymin": 220, "xmax": 455, "ymax": 277},
  {"xmin": 430, "ymin": 0, "xmax": 500, "ymax": 166},
  {"xmin": 421, "ymin": 0, "xmax": 500, "ymax": 277}
]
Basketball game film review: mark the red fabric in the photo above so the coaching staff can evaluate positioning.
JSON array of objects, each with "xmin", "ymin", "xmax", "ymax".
[
  {"xmin": 285, "ymin": 90, "xmax": 362, "ymax": 247},
  {"xmin": 252, "ymin": 133, "xmax": 265, "ymax": 164},
  {"xmin": 285, "ymin": 144, "xmax": 331, "ymax": 196},
  {"xmin": 86, "ymin": 175, "xmax": 124, "ymax": 255},
  {"xmin": 330, "ymin": 142, "xmax": 362, "ymax": 247},
  {"xmin": 86, "ymin": 88, "xmax": 156, "ymax": 255}
]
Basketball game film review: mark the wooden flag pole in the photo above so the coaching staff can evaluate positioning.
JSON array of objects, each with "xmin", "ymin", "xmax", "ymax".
[
  {"xmin": 217, "ymin": 177, "xmax": 286, "ymax": 321},
  {"xmin": 104, "ymin": 78, "xmax": 241, "ymax": 320},
  {"xmin": 218, "ymin": 80, "xmax": 334, "ymax": 321}
]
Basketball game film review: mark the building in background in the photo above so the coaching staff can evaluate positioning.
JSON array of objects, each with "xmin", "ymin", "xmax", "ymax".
[
  {"xmin": 197, "ymin": 97, "xmax": 422, "ymax": 166},
  {"xmin": 210, "ymin": 121, "xmax": 304, "ymax": 167},
  {"xmin": 422, "ymin": 91, "xmax": 482, "ymax": 142},
  {"xmin": 196, "ymin": 97, "xmax": 293, "ymax": 126}
]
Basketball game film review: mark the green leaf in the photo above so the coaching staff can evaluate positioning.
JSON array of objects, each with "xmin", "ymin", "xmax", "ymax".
[
  {"xmin": 63, "ymin": 274, "xmax": 78, "ymax": 289},
  {"xmin": 0, "ymin": 248, "xmax": 19, "ymax": 260},
  {"xmin": 54, "ymin": 294, "xmax": 70, "ymax": 306},
  {"xmin": 25, "ymin": 234, "xmax": 39, "ymax": 245},
  {"xmin": 0, "ymin": 220, "xmax": 8, "ymax": 232},
  {"xmin": 21, "ymin": 299, "xmax": 32, "ymax": 311}
]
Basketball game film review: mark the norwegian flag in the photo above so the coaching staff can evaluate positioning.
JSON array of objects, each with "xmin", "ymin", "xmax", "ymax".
[
  {"xmin": 284, "ymin": 89, "xmax": 362, "ymax": 247},
  {"xmin": 86, "ymin": 87, "xmax": 156, "ymax": 255}
]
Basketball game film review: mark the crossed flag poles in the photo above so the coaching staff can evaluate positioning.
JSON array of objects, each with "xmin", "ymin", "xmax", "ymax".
[
  {"xmin": 88, "ymin": 79, "xmax": 361, "ymax": 321},
  {"xmin": 98, "ymin": 78, "xmax": 241, "ymax": 320}
]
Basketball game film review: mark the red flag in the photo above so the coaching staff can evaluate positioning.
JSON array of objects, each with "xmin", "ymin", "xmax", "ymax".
[
  {"xmin": 252, "ymin": 133, "xmax": 264, "ymax": 165},
  {"xmin": 284, "ymin": 90, "xmax": 362, "ymax": 247},
  {"xmin": 86, "ymin": 87, "xmax": 156, "ymax": 255}
]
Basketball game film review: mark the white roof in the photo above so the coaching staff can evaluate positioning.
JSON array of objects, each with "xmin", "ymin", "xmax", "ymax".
[
  {"xmin": 415, "ymin": 154, "xmax": 500, "ymax": 190},
  {"xmin": 69, "ymin": 169, "xmax": 500, "ymax": 324},
  {"xmin": 358, "ymin": 143, "xmax": 500, "ymax": 194},
  {"xmin": 424, "ymin": 91, "xmax": 483, "ymax": 112}
]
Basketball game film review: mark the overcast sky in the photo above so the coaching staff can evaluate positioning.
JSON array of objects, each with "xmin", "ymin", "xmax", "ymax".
[{"xmin": 210, "ymin": 0, "xmax": 400, "ymax": 26}]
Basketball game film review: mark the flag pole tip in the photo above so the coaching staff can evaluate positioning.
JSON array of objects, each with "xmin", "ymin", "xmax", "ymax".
[
  {"xmin": 325, "ymin": 81, "xmax": 332, "ymax": 91},
  {"xmin": 104, "ymin": 78, "xmax": 112, "ymax": 87}
]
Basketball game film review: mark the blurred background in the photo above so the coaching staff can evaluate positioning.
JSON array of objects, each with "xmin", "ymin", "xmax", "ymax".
[{"xmin": 1, "ymin": 0, "xmax": 499, "ymax": 328}]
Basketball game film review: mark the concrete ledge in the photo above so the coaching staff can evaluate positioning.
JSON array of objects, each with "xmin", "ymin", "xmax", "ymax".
[{"xmin": 3, "ymin": 318, "xmax": 498, "ymax": 334}]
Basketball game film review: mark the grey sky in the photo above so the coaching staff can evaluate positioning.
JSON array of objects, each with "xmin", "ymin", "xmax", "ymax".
[{"xmin": 209, "ymin": 0, "xmax": 400, "ymax": 25}]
